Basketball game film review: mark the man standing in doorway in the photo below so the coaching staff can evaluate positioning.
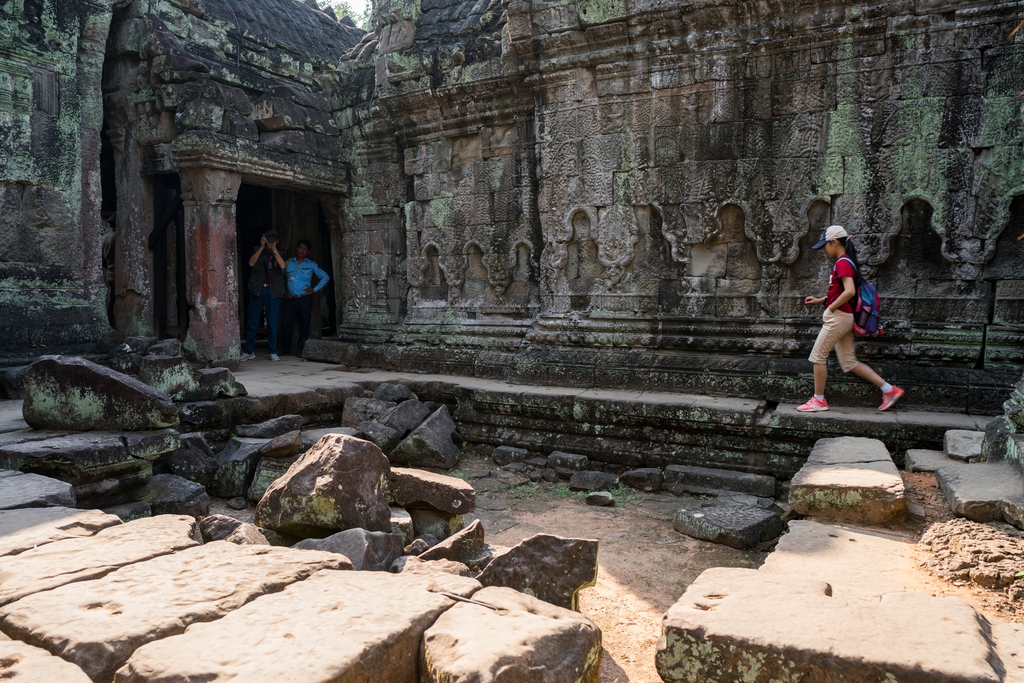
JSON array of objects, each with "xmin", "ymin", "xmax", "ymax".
[
  {"xmin": 280, "ymin": 239, "xmax": 330, "ymax": 359},
  {"xmin": 240, "ymin": 230, "xmax": 286, "ymax": 361}
]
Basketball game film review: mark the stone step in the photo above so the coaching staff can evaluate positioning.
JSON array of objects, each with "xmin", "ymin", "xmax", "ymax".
[
  {"xmin": 905, "ymin": 448, "xmax": 955, "ymax": 472},
  {"xmin": 788, "ymin": 436, "xmax": 905, "ymax": 525},
  {"xmin": 935, "ymin": 460, "xmax": 1024, "ymax": 529},
  {"xmin": 944, "ymin": 429, "xmax": 985, "ymax": 462},
  {"xmin": 0, "ymin": 506, "xmax": 121, "ymax": 557}
]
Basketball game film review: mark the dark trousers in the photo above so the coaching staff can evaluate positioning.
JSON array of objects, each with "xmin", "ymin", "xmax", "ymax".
[
  {"xmin": 243, "ymin": 287, "xmax": 280, "ymax": 354},
  {"xmin": 280, "ymin": 295, "xmax": 313, "ymax": 356}
]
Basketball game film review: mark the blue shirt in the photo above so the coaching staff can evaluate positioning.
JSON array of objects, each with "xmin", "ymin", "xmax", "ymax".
[{"xmin": 284, "ymin": 257, "xmax": 329, "ymax": 297}]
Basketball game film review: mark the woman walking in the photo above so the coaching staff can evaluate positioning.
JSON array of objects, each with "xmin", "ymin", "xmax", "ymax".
[{"xmin": 798, "ymin": 225, "xmax": 904, "ymax": 412}]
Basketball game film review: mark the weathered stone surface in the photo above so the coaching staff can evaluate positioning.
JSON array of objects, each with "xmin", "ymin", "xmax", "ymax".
[
  {"xmin": 935, "ymin": 461, "xmax": 1024, "ymax": 525},
  {"xmin": 0, "ymin": 639, "xmax": 93, "ymax": 682},
  {"xmin": 165, "ymin": 432, "xmax": 219, "ymax": 485},
  {"xmin": 236, "ymin": 414, "xmax": 303, "ymax": 439},
  {"xmin": 673, "ymin": 503, "xmax": 783, "ymax": 550},
  {"xmin": 419, "ymin": 519, "xmax": 485, "ymax": 565},
  {"xmin": 210, "ymin": 437, "xmax": 264, "ymax": 498},
  {"xmin": 477, "ymin": 534, "xmax": 598, "ymax": 610},
  {"xmin": 389, "ymin": 406, "xmax": 461, "ymax": 470},
  {"xmin": 569, "ymin": 470, "xmax": 619, "ymax": 491},
  {"xmin": 0, "ymin": 515, "xmax": 197, "ymax": 606},
  {"xmin": 0, "ymin": 543, "xmax": 350, "ymax": 682},
  {"xmin": 919, "ymin": 518, "xmax": 1024, "ymax": 589},
  {"xmin": 198, "ymin": 515, "xmax": 267, "ymax": 545},
  {"xmin": 123, "ymin": 430, "xmax": 181, "ymax": 462},
  {"xmin": 620, "ymin": 468, "xmax": 663, "ymax": 492},
  {"xmin": 547, "ymin": 452, "xmax": 588, "ymax": 472},
  {"xmin": 146, "ymin": 339, "xmax": 181, "ymax": 356},
  {"xmin": 387, "ymin": 467, "xmax": 476, "ymax": 514},
  {"xmin": 341, "ymin": 397, "xmax": 395, "ymax": 428},
  {"xmin": 379, "ymin": 399, "xmax": 431, "ymax": 435},
  {"xmin": 302, "ymin": 427, "xmax": 362, "ymax": 450},
  {"xmin": 247, "ymin": 456, "xmax": 299, "ymax": 503},
  {"xmin": 22, "ymin": 356, "xmax": 179, "ymax": 431},
  {"xmin": 295, "ymin": 528, "xmax": 404, "ymax": 571},
  {"xmin": 789, "ymin": 437, "xmax": 906, "ymax": 524},
  {"xmin": 373, "ymin": 383, "xmax": 413, "ymax": 403},
  {"xmin": 663, "ymin": 464, "xmax": 775, "ymax": 497},
  {"xmin": 409, "ymin": 508, "xmax": 464, "ymax": 541},
  {"xmin": 138, "ymin": 355, "xmax": 245, "ymax": 402},
  {"xmin": 103, "ymin": 502, "xmax": 152, "ymax": 522},
  {"xmin": 422, "ymin": 586, "xmax": 603, "ymax": 683},
  {"xmin": 116, "ymin": 570, "xmax": 481, "ymax": 682},
  {"xmin": 255, "ymin": 434, "xmax": 391, "ymax": 538},
  {"xmin": 359, "ymin": 420, "xmax": 402, "ymax": 452},
  {"xmin": 0, "ymin": 507, "xmax": 121, "ymax": 556},
  {"xmin": 492, "ymin": 446, "xmax": 528, "ymax": 466},
  {"xmin": 945, "ymin": 429, "xmax": 985, "ymax": 462},
  {"xmin": 905, "ymin": 448, "xmax": 953, "ymax": 473},
  {"xmin": 0, "ymin": 470, "xmax": 75, "ymax": 509},
  {"xmin": 260, "ymin": 430, "xmax": 302, "ymax": 458},
  {"xmin": 656, "ymin": 568, "xmax": 1008, "ymax": 683},
  {"xmin": 143, "ymin": 474, "xmax": 211, "ymax": 517},
  {"xmin": 391, "ymin": 555, "xmax": 473, "ymax": 576},
  {"xmin": 391, "ymin": 507, "xmax": 414, "ymax": 544},
  {"xmin": 585, "ymin": 492, "xmax": 615, "ymax": 507}
]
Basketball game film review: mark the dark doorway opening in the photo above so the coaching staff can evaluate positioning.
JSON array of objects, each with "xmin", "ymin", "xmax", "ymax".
[
  {"xmin": 100, "ymin": 123, "xmax": 117, "ymax": 327},
  {"xmin": 151, "ymin": 174, "xmax": 186, "ymax": 340},
  {"xmin": 236, "ymin": 184, "xmax": 275, "ymax": 345}
]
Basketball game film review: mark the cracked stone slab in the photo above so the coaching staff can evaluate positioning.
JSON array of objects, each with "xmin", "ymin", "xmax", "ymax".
[
  {"xmin": 789, "ymin": 436, "xmax": 905, "ymax": 524},
  {"xmin": 116, "ymin": 569, "xmax": 480, "ymax": 683},
  {"xmin": 0, "ymin": 506, "xmax": 121, "ymax": 557},
  {"xmin": 0, "ymin": 542, "xmax": 350, "ymax": 683},
  {"xmin": 935, "ymin": 460, "xmax": 1024, "ymax": 526},
  {"xmin": 0, "ymin": 470, "xmax": 75, "ymax": 509},
  {"xmin": 673, "ymin": 502, "xmax": 783, "ymax": 550},
  {"xmin": 0, "ymin": 514, "xmax": 197, "ymax": 606},
  {"xmin": 0, "ymin": 638, "xmax": 92, "ymax": 682},
  {"xmin": 944, "ymin": 429, "xmax": 985, "ymax": 462},
  {"xmin": 905, "ymin": 448, "xmax": 953, "ymax": 473}
]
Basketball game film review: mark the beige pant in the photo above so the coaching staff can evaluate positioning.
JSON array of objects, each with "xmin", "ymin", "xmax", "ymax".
[{"xmin": 809, "ymin": 309, "xmax": 859, "ymax": 372}]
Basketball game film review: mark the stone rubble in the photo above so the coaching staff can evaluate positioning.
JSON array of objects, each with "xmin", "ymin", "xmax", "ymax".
[
  {"xmin": 673, "ymin": 502, "xmax": 783, "ymax": 550},
  {"xmin": 295, "ymin": 528, "xmax": 404, "ymax": 571},
  {"xmin": 0, "ymin": 506, "xmax": 121, "ymax": 557},
  {"xmin": 0, "ymin": 470, "xmax": 75, "ymax": 510}
]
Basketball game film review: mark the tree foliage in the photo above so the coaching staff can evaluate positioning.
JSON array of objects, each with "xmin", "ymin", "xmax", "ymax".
[{"xmin": 320, "ymin": 0, "xmax": 373, "ymax": 31}]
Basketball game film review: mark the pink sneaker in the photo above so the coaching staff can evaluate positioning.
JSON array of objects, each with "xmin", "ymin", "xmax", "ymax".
[
  {"xmin": 797, "ymin": 396, "xmax": 829, "ymax": 412},
  {"xmin": 878, "ymin": 386, "xmax": 904, "ymax": 411}
]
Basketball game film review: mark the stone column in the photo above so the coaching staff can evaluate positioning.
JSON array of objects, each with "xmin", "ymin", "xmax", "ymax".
[{"xmin": 179, "ymin": 168, "xmax": 242, "ymax": 369}]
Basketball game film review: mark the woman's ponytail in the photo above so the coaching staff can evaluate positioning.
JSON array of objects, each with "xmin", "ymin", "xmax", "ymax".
[{"xmin": 837, "ymin": 236, "xmax": 859, "ymax": 269}]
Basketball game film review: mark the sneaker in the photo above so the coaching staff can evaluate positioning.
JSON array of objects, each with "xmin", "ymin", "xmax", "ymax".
[
  {"xmin": 796, "ymin": 396, "xmax": 829, "ymax": 412},
  {"xmin": 240, "ymin": 352, "xmax": 255, "ymax": 361},
  {"xmin": 269, "ymin": 354, "xmax": 280, "ymax": 362},
  {"xmin": 878, "ymin": 386, "xmax": 904, "ymax": 411}
]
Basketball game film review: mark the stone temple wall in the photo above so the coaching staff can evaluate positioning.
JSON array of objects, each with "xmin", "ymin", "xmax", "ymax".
[
  {"xmin": 0, "ymin": 0, "xmax": 114, "ymax": 361},
  {"xmin": 323, "ymin": 0, "xmax": 1024, "ymax": 413}
]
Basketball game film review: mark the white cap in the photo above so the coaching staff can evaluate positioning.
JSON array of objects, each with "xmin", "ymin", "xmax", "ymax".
[{"xmin": 825, "ymin": 225, "xmax": 848, "ymax": 240}]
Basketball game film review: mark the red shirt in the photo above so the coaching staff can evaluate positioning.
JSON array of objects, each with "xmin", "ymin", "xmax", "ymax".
[{"xmin": 826, "ymin": 257, "xmax": 857, "ymax": 314}]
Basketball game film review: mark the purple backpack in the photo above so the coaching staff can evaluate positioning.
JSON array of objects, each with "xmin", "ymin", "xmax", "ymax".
[{"xmin": 837, "ymin": 256, "xmax": 883, "ymax": 336}]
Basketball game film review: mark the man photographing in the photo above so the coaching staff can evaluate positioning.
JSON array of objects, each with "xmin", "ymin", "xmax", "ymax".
[
  {"xmin": 240, "ymin": 230, "xmax": 286, "ymax": 362},
  {"xmin": 280, "ymin": 238, "xmax": 330, "ymax": 359}
]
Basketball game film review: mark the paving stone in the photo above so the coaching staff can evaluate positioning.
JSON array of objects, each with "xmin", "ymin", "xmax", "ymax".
[
  {"xmin": 379, "ymin": 399, "xmax": 431, "ymax": 435},
  {"xmin": 387, "ymin": 466, "xmax": 476, "ymax": 514},
  {"xmin": 0, "ymin": 515, "xmax": 197, "ymax": 606},
  {"xmin": 477, "ymin": 534, "xmax": 598, "ymax": 610},
  {"xmin": 673, "ymin": 503, "xmax": 783, "ymax": 550},
  {"xmin": 663, "ymin": 464, "xmax": 776, "ymax": 497},
  {"xmin": 22, "ymin": 355, "xmax": 179, "ymax": 431},
  {"xmin": 116, "ymin": 569, "xmax": 481, "ymax": 683},
  {"xmin": 164, "ymin": 432, "xmax": 218, "ymax": 485},
  {"xmin": 0, "ymin": 639, "xmax": 93, "ymax": 682},
  {"xmin": 789, "ymin": 436, "xmax": 906, "ymax": 524},
  {"xmin": 295, "ymin": 528, "xmax": 404, "ymax": 571},
  {"xmin": 905, "ymin": 448, "xmax": 954, "ymax": 473},
  {"xmin": 620, "ymin": 467, "xmax": 663, "ymax": 492},
  {"xmin": 389, "ymin": 406, "xmax": 461, "ymax": 470},
  {"xmin": 945, "ymin": 429, "xmax": 985, "ymax": 462},
  {"xmin": 491, "ymin": 445, "xmax": 527, "ymax": 466},
  {"xmin": 141, "ymin": 474, "xmax": 211, "ymax": 517},
  {"xmin": 0, "ymin": 470, "xmax": 75, "ymax": 509},
  {"xmin": 935, "ymin": 460, "xmax": 1024, "ymax": 525},
  {"xmin": 585, "ymin": 491, "xmax": 614, "ymax": 507},
  {"xmin": 0, "ymin": 507, "xmax": 121, "ymax": 556},
  {"xmin": 341, "ymin": 397, "xmax": 396, "ymax": 428},
  {"xmin": 359, "ymin": 419, "xmax": 402, "ymax": 452},
  {"xmin": 255, "ymin": 434, "xmax": 391, "ymax": 538},
  {"xmin": 422, "ymin": 586, "xmax": 602, "ymax": 683},
  {"xmin": 569, "ymin": 470, "xmax": 619, "ymax": 491},
  {"xmin": 656, "ymin": 568, "xmax": 1008, "ymax": 683},
  {"xmin": 0, "ymin": 542, "xmax": 350, "ymax": 682},
  {"xmin": 547, "ymin": 451, "xmax": 588, "ymax": 472},
  {"xmin": 373, "ymin": 382, "xmax": 413, "ymax": 402},
  {"xmin": 235, "ymin": 414, "xmax": 303, "ymax": 438},
  {"xmin": 391, "ymin": 507, "xmax": 414, "ymax": 544},
  {"xmin": 103, "ymin": 501, "xmax": 152, "ymax": 522}
]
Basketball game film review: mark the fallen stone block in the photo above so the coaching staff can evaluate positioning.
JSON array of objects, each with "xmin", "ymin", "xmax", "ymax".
[
  {"xmin": 255, "ymin": 434, "xmax": 391, "ymax": 538},
  {"xmin": 478, "ymin": 534, "xmax": 598, "ymax": 610},
  {"xmin": 165, "ymin": 432, "xmax": 219, "ymax": 485},
  {"xmin": 389, "ymin": 406, "xmax": 461, "ymax": 470},
  {"xmin": 295, "ymin": 528, "xmax": 404, "ymax": 571},
  {"xmin": 140, "ymin": 474, "xmax": 210, "ymax": 517},
  {"xmin": 0, "ymin": 470, "xmax": 75, "ymax": 509},
  {"xmin": 0, "ymin": 507, "xmax": 121, "ymax": 557},
  {"xmin": 235, "ymin": 414, "xmax": 303, "ymax": 439},
  {"xmin": 387, "ymin": 467, "xmax": 475, "ymax": 514},
  {"xmin": 569, "ymin": 470, "xmax": 619, "ymax": 491},
  {"xmin": 259, "ymin": 429, "xmax": 302, "ymax": 458},
  {"xmin": 146, "ymin": 339, "xmax": 181, "ymax": 356},
  {"xmin": 715, "ymin": 491, "xmax": 774, "ymax": 508},
  {"xmin": 210, "ymin": 437, "xmax": 264, "ymax": 498},
  {"xmin": 124, "ymin": 336, "xmax": 159, "ymax": 354},
  {"xmin": 390, "ymin": 555, "xmax": 472, "ymax": 576},
  {"xmin": 341, "ymin": 397, "xmax": 395, "ymax": 428},
  {"xmin": 935, "ymin": 460, "xmax": 1024, "ymax": 525},
  {"xmin": 0, "ymin": 365, "xmax": 27, "ymax": 400},
  {"xmin": 663, "ymin": 464, "xmax": 776, "ymax": 497},
  {"xmin": 391, "ymin": 507, "xmax": 414, "ymax": 544},
  {"xmin": 379, "ymin": 399, "xmax": 431, "ymax": 435},
  {"xmin": 492, "ymin": 445, "xmax": 527, "ymax": 466},
  {"xmin": 620, "ymin": 467, "xmax": 663, "ymax": 492},
  {"xmin": 418, "ymin": 519, "xmax": 485, "ymax": 566},
  {"xmin": 0, "ymin": 543, "xmax": 350, "ymax": 682},
  {"xmin": 905, "ymin": 448, "xmax": 953, "ymax": 473},
  {"xmin": 585, "ymin": 491, "xmax": 614, "ymax": 506},
  {"xmin": 0, "ymin": 515, "xmax": 197, "ymax": 606},
  {"xmin": 302, "ymin": 426, "xmax": 362, "ymax": 450},
  {"xmin": 198, "ymin": 515, "xmax": 268, "ymax": 545},
  {"xmin": 373, "ymin": 383, "xmax": 413, "ymax": 402},
  {"xmin": 673, "ymin": 503, "xmax": 784, "ymax": 550},
  {"xmin": 103, "ymin": 501, "xmax": 152, "ymax": 521},
  {"xmin": 247, "ymin": 455, "xmax": 299, "ymax": 503},
  {"xmin": 547, "ymin": 451, "xmax": 588, "ymax": 472},
  {"xmin": 116, "ymin": 569, "xmax": 481, "ymax": 683},
  {"xmin": 409, "ymin": 507, "xmax": 464, "ymax": 540},
  {"xmin": 138, "ymin": 355, "xmax": 245, "ymax": 402},
  {"xmin": 945, "ymin": 429, "xmax": 985, "ymax": 462},
  {"xmin": 422, "ymin": 586, "xmax": 602, "ymax": 683},
  {"xmin": 22, "ymin": 356, "xmax": 179, "ymax": 431},
  {"xmin": 789, "ymin": 436, "xmax": 906, "ymax": 525},
  {"xmin": 0, "ymin": 639, "xmax": 93, "ymax": 682},
  {"xmin": 359, "ymin": 419, "xmax": 402, "ymax": 452},
  {"xmin": 122, "ymin": 430, "xmax": 181, "ymax": 461},
  {"xmin": 404, "ymin": 538, "xmax": 431, "ymax": 556},
  {"xmin": 198, "ymin": 367, "xmax": 246, "ymax": 399},
  {"xmin": 656, "ymin": 568, "xmax": 1008, "ymax": 683}
]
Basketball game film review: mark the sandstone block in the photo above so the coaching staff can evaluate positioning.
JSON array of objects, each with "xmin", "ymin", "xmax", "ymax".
[
  {"xmin": 247, "ymin": 455, "xmax": 298, "ymax": 503},
  {"xmin": 359, "ymin": 419, "xmax": 402, "ymax": 452},
  {"xmin": 235, "ymin": 414, "xmax": 303, "ymax": 438},
  {"xmin": 391, "ymin": 556, "xmax": 473, "ymax": 576},
  {"xmin": 0, "ymin": 470, "xmax": 75, "ymax": 509},
  {"xmin": 935, "ymin": 460, "xmax": 1024, "ymax": 524},
  {"xmin": 585, "ymin": 491, "xmax": 615, "ymax": 506},
  {"xmin": 341, "ymin": 397, "xmax": 395, "ymax": 428},
  {"xmin": 0, "ymin": 639, "xmax": 92, "ymax": 682},
  {"xmin": 387, "ymin": 466, "xmax": 476, "ymax": 514},
  {"xmin": 547, "ymin": 451, "xmax": 588, "ymax": 472},
  {"xmin": 165, "ymin": 432, "xmax": 218, "ymax": 485},
  {"xmin": 673, "ymin": 503, "xmax": 783, "ymax": 550},
  {"xmin": 477, "ymin": 534, "xmax": 598, "ymax": 610},
  {"xmin": 0, "ymin": 506, "xmax": 121, "ymax": 557},
  {"xmin": 210, "ymin": 437, "xmax": 263, "ymax": 498},
  {"xmin": 663, "ymin": 464, "xmax": 775, "ymax": 497},
  {"xmin": 22, "ymin": 356, "xmax": 179, "ymax": 431},
  {"xmin": 373, "ymin": 383, "xmax": 413, "ymax": 402},
  {"xmin": 945, "ymin": 429, "xmax": 985, "ymax": 462},
  {"xmin": 259, "ymin": 429, "xmax": 302, "ymax": 458},
  {"xmin": 103, "ymin": 502, "xmax": 152, "ymax": 521},
  {"xmin": 391, "ymin": 506, "xmax": 414, "ymax": 544},
  {"xmin": 409, "ymin": 507, "xmax": 464, "ymax": 540},
  {"xmin": 418, "ymin": 519, "xmax": 486, "ymax": 566},
  {"xmin": 620, "ymin": 467, "xmax": 663, "ymax": 492},
  {"xmin": 569, "ymin": 470, "xmax": 619, "ymax": 491},
  {"xmin": 905, "ymin": 448, "xmax": 953, "ymax": 473},
  {"xmin": 138, "ymin": 355, "xmax": 243, "ymax": 401},
  {"xmin": 491, "ymin": 445, "xmax": 527, "ymax": 466},
  {"xmin": 379, "ymin": 399, "xmax": 431, "ymax": 435},
  {"xmin": 140, "ymin": 474, "xmax": 210, "ymax": 517},
  {"xmin": 302, "ymin": 427, "xmax": 362, "ymax": 450},
  {"xmin": 389, "ymin": 406, "xmax": 461, "ymax": 470},
  {"xmin": 422, "ymin": 586, "xmax": 602, "ymax": 683},
  {"xmin": 255, "ymin": 434, "xmax": 391, "ymax": 538},
  {"xmin": 295, "ymin": 528, "xmax": 404, "ymax": 571}
]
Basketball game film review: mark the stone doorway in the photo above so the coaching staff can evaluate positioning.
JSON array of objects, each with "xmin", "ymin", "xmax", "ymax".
[{"xmin": 152, "ymin": 174, "xmax": 186, "ymax": 341}]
